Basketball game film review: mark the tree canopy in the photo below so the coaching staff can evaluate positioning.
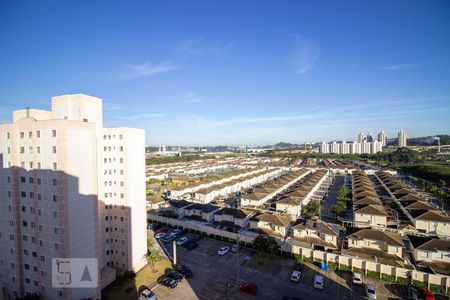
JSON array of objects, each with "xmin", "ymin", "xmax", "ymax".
[{"xmin": 253, "ymin": 234, "xmax": 280, "ymax": 254}]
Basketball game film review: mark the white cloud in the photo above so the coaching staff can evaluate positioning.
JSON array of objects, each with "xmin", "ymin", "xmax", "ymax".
[
  {"xmin": 290, "ymin": 37, "xmax": 320, "ymax": 74},
  {"xmin": 177, "ymin": 38, "xmax": 233, "ymax": 56},
  {"xmin": 113, "ymin": 113, "xmax": 167, "ymax": 120},
  {"xmin": 381, "ymin": 63, "xmax": 421, "ymax": 71},
  {"xmin": 124, "ymin": 62, "xmax": 179, "ymax": 77}
]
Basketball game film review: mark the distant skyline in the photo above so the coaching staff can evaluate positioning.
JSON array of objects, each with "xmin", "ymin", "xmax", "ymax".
[{"xmin": 1, "ymin": 1, "xmax": 450, "ymax": 146}]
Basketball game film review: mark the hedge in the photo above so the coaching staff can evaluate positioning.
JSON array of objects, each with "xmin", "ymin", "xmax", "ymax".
[{"xmin": 430, "ymin": 283, "xmax": 447, "ymax": 295}]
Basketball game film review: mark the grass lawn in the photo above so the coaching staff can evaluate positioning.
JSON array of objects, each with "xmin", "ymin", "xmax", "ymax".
[
  {"xmin": 248, "ymin": 252, "xmax": 277, "ymax": 273},
  {"xmin": 102, "ymin": 258, "xmax": 172, "ymax": 300}
]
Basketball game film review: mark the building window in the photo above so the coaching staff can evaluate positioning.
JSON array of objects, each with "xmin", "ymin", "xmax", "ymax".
[
  {"xmin": 53, "ymin": 179, "xmax": 57, "ymax": 186},
  {"xmin": 54, "ymin": 227, "xmax": 59, "ymax": 234},
  {"xmin": 52, "ymin": 146, "xmax": 57, "ymax": 153},
  {"xmin": 21, "ymin": 191, "xmax": 26, "ymax": 198},
  {"xmin": 7, "ymin": 147, "xmax": 10, "ymax": 154},
  {"xmin": 53, "ymin": 163, "xmax": 57, "ymax": 170},
  {"xmin": 37, "ymin": 146, "xmax": 40, "ymax": 153},
  {"xmin": 53, "ymin": 211, "xmax": 58, "ymax": 218},
  {"xmin": 21, "ymin": 161, "xmax": 25, "ymax": 168},
  {"xmin": 20, "ymin": 132, "xmax": 24, "ymax": 139},
  {"xmin": 37, "ymin": 131, "xmax": 40, "ymax": 138},
  {"xmin": 52, "ymin": 130, "xmax": 56, "ymax": 137},
  {"xmin": 7, "ymin": 132, "xmax": 11, "ymax": 139},
  {"xmin": 29, "ymin": 146, "xmax": 33, "ymax": 153},
  {"xmin": 119, "ymin": 146, "xmax": 124, "ymax": 151},
  {"xmin": 37, "ymin": 194, "xmax": 42, "ymax": 200},
  {"xmin": 29, "ymin": 177, "xmax": 34, "ymax": 184},
  {"xmin": 20, "ymin": 147, "xmax": 25, "ymax": 154},
  {"xmin": 29, "ymin": 132, "xmax": 33, "ymax": 138},
  {"xmin": 20, "ymin": 176, "xmax": 26, "ymax": 183},
  {"xmin": 37, "ymin": 178, "xmax": 41, "ymax": 185}
]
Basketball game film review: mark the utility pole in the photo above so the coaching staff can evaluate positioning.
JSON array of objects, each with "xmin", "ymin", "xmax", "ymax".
[
  {"xmin": 236, "ymin": 235, "xmax": 241, "ymax": 285},
  {"xmin": 173, "ymin": 240, "xmax": 177, "ymax": 266}
]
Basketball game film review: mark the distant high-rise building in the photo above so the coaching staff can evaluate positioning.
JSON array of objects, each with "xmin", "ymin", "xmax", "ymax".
[
  {"xmin": 358, "ymin": 132, "xmax": 365, "ymax": 143},
  {"xmin": 0, "ymin": 94, "xmax": 147, "ymax": 300},
  {"xmin": 366, "ymin": 133, "xmax": 374, "ymax": 143},
  {"xmin": 398, "ymin": 130, "xmax": 407, "ymax": 147},
  {"xmin": 320, "ymin": 141, "xmax": 328, "ymax": 153},
  {"xmin": 378, "ymin": 131, "xmax": 387, "ymax": 147},
  {"xmin": 371, "ymin": 140, "xmax": 383, "ymax": 154}
]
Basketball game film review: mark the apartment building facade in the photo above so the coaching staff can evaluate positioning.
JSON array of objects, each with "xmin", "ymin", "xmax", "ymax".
[{"xmin": 0, "ymin": 94, "xmax": 146, "ymax": 300}]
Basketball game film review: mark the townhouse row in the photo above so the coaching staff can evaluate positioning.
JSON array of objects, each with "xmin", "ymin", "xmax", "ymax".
[
  {"xmin": 151, "ymin": 200, "xmax": 450, "ymax": 279},
  {"xmin": 352, "ymin": 171, "xmax": 388, "ymax": 228},
  {"xmin": 192, "ymin": 168, "xmax": 283, "ymax": 203},
  {"xmin": 375, "ymin": 171, "xmax": 450, "ymax": 236},
  {"xmin": 169, "ymin": 167, "xmax": 272, "ymax": 198},
  {"xmin": 240, "ymin": 168, "xmax": 313, "ymax": 208},
  {"xmin": 275, "ymin": 169, "xmax": 330, "ymax": 218}
]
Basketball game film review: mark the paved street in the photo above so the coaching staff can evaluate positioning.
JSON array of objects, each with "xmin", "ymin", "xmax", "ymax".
[
  {"xmin": 321, "ymin": 175, "xmax": 345, "ymax": 223},
  {"xmin": 148, "ymin": 234, "xmax": 412, "ymax": 300}
]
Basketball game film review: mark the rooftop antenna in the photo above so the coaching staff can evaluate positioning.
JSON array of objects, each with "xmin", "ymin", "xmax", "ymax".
[{"xmin": 26, "ymin": 107, "xmax": 30, "ymax": 118}]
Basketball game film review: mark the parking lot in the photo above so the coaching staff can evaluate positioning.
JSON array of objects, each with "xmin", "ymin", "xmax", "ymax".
[{"xmin": 148, "ymin": 230, "xmax": 414, "ymax": 300}]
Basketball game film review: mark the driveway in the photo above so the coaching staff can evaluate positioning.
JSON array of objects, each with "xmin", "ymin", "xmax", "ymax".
[{"xmin": 321, "ymin": 175, "xmax": 346, "ymax": 223}]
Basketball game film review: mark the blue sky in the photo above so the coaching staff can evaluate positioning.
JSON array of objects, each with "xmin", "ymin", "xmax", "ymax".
[{"xmin": 1, "ymin": 0, "xmax": 449, "ymax": 146}]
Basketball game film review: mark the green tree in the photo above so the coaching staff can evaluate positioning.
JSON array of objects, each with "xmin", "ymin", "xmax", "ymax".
[
  {"xmin": 147, "ymin": 250, "xmax": 161, "ymax": 273},
  {"xmin": 253, "ymin": 234, "xmax": 280, "ymax": 255},
  {"xmin": 302, "ymin": 200, "xmax": 320, "ymax": 216},
  {"xmin": 330, "ymin": 201, "xmax": 347, "ymax": 216},
  {"xmin": 336, "ymin": 186, "xmax": 350, "ymax": 201},
  {"xmin": 147, "ymin": 238, "xmax": 154, "ymax": 249}
]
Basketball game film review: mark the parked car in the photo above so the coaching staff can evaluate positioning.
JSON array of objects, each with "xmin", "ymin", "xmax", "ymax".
[
  {"xmin": 147, "ymin": 223, "xmax": 160, "ymax": 230},
  {"xmin": 239, "ymin": 281, "xmax": 257, "ymax": 295},
  {"xmin": 174, "ymin": 264, "xmax": 193, "ymax": 277},
  {"xmin": 157, "ymin": 277, "xmax": 177, "ymax": 288},
  {"xmin": 365, "ymin": 284, "xmax": 377, "ymax": 299},
  {"xmin": 190, "ymin": 234, "xmax": 203, "ymax": 241},
  {"xmin": 165, "ymin": 234, "xmax": 177, "ymax": 242},
  {"xmin": 155, "ymin": 227, "xmax": 169, "ymax": 234},
  {"xmin": 138, "ymin": 288, "xmax": 157, "ymax": 300},
  {"xmin": 183, "ymin": 241, "xmax": 198, "ymax": 251},
  {"xmin": 352, "ymin": 272, "xmax": 363, "ymax": 285},
  {"xmin": 420, "ymin": 288, "xmax": 435, "ymax": 300},
  {"xmin": 176, "ymin": 236, "xmax": 189, "ymax": 246},
  {"xmin": 170, "ymin": 228, "xmax": 182, "ymax": 236},
  {"xmin": 231, "ymin": 244, "xmax": 239, "ymax": 253},
  {"xmin": 282, "ymin": 297, "xmax": 302, "ymax": 300},
  {"xmin": 218, "ymin": 246, "xmax": 230, "ymax": 256},
  {"xmin": 293, "ymin": 262, "xmax": 303, "ymax": 272},
  {"xmin": 290, "ymin": 270, "xmax": 301, "ymax": 283},
  {"xmin": 313, "ymin": 274, "xmax": 324, "ymax": 290},
  {"xmin": 154, "ymin": 232, "xmax": 166, "ymax": 239},
  {"xmin": 166, "ymin": 269, "xmax": 183, "ymax": 282}
]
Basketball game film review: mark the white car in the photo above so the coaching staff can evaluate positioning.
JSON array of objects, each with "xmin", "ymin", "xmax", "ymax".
[
  {"xmin": 290, "ymin": 270, "xmax": 301, "ymax": 283},
  {"xmin": 366, "ymin": 284, "xmax": 377, "ymax": 299},
  {"xmin": 313, "ymin": 274, "xmax": 324, "ymax": 290},
  {"xmin": 176, "ymin": 237, "xmax": 188, "ymax": 246},
  {"xmin": 231, "ymin": 244, "xmax": 239, "ymax": 253},
  {"xmin": 155, "ymin": 232, "xmax": 166, "ymax": 239},
  {"xmin": 138, "ymin": 289, "xmax": 157, "ymax": 300},
  {"xmin": 352, "ymin": 272, "xmax": 363, "ymax": 285},
  {"xmin": 217, "ymin": 246, "xmax": 230, "ymax": 256}
]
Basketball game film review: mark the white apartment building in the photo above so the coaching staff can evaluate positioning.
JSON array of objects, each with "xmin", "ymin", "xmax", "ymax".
[
  {"xmin": 319, "ymin": 140, "xmax": 381, "ymax": 155},
  {"xmin": 358, "ymin": 132, "xmax": 365, "ymax": 143},
  {"xmin": 378, "ymin": 131, "xmax": 387, "ymax": 147},
  {"xmin": 398, "ymin": 130, "xmax": 407, "ymax": 147},
  {"xmin": 0, "ymin": 94, "xmax": 147, "ymax": 300}
]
